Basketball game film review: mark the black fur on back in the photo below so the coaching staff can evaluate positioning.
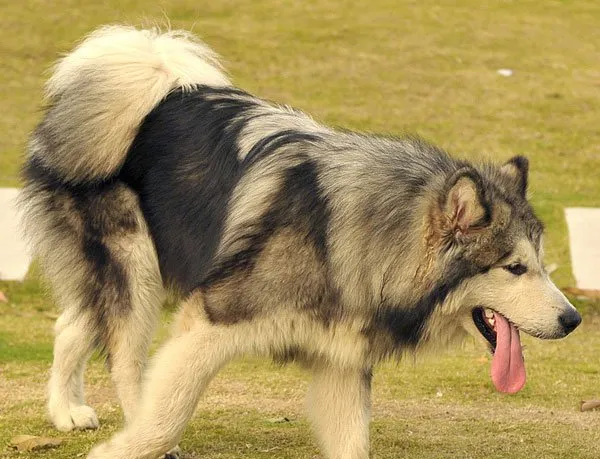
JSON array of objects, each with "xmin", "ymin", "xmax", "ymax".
[
  {"xmin": 120, "ymin": 86, "xmax": 329, "ymax": 295},
  {"xmin": 120, "ymin": 86, "xmax": 252, "ymax": 292}
]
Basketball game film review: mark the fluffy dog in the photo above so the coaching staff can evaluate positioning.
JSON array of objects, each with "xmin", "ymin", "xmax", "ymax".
[{"xmin": 20, "ymin": 26, "xmax": 581, "ymax": 459}]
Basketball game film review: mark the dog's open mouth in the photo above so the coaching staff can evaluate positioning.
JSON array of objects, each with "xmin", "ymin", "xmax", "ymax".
[
  {"xmin": 471, "ymin": 307, "xmax": 526, "ymax": 394},
  {"xmin": 472, "ymin": 307, "xmax": 497, "ymax": 352}
]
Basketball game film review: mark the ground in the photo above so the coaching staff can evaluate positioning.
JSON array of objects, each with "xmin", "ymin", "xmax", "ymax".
[{"xmin": 1, "ymin": 1, "xmax": 600, "ymax": 458}]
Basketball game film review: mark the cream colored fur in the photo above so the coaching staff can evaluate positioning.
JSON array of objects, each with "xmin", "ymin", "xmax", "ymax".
[
  {"xmin": 103, "ymin": 225, "xmax": 165, "ymax": 424},
  {"xmin": 87, "ymin": 294, "xmax": 373, "ymax": 459},
  {"xmin": 423, "ymin": 238, "xmax": 578, "ymax": 351},
  {"xmin": 307, "ymin": 366, "xmax": 371, "ymax": 459}
]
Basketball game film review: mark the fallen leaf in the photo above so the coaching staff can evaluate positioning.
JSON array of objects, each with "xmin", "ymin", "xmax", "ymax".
[
  {"xmin": 580, "ymin": 400, "xmax": 600, "ymax": 412},
  {"xmin": 9, "ymin": 435, "xmax": 62, "ymax": 451},
  {"xmin": 266, "ymin": 416, "xmax": 292, "ymax": 423}
]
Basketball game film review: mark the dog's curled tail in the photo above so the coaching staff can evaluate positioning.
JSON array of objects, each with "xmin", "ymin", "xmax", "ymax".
[{"xmin": 30, "ymin": 25, "xmax": 231, "ymax": 183}]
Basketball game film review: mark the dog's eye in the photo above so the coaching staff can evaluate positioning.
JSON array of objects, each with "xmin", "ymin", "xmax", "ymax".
[{"xmin": 504, "ymin": 263, "xmax": 527, "ymax": 276}]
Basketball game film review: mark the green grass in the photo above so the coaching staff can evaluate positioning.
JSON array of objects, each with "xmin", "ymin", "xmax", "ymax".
[{"xmin": 1, "ymin": 0, "xmax": 600, "ymax": 458}]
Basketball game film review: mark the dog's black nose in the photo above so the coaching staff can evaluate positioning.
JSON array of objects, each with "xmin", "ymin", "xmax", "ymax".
[{"xmin": 559, "ymin": 309, "xmax": 582, "ymax": 335}]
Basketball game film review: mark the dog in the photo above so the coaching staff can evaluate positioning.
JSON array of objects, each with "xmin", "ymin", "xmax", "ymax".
[{"xmin": 20, "ymin": 25, "xmax": 581, "ymax": 459}]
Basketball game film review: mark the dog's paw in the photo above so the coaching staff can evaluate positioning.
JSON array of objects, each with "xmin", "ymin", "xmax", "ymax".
[
  {"xmin": 50, "ymin": 404, "xmax": 99, "ymax": 431},
  {"xmin": 164, "ymin": 445, "xmax": 181, "ymax": 459},
  {"xmin": 70, "ymin": 405, "xmax": 100, "ymax": 429}
]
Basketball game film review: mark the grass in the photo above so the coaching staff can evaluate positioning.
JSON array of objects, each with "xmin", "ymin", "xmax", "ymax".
[{"xmin": 1, "ymin": 0, "xmax": 600, "ymax": 458}]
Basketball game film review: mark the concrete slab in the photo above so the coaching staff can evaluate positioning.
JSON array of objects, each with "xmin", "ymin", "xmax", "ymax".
[
  {"xmin": 0, "ymin": 188, "xmax": 31, "ymax": 281},
  {"xmin": 565, "ymin": 207, "xmax": 600, "ymax": 290}
]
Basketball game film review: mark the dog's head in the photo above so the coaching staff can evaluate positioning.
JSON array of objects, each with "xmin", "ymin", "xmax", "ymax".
[{"xmin": 428, "ymin": 156, "xmax": 580, "ymax": 393}]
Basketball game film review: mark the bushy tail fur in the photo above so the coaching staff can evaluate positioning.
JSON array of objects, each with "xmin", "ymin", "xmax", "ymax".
[{"xmin": 30, "ymin": 25, "xmax": 231, "ymax": 183}]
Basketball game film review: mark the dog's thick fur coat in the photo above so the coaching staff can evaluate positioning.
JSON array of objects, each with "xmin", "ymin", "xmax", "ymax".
[{"xmin": 21, "ymin": 26, "xmax": 581, "ymax": 458}]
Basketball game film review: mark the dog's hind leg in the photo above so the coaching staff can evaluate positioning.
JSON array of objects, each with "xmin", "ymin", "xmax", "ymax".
[
  {"xmin": 103, "ymin": 229, "xmax": 164, "ymax": 426},
  {"xmin": 47, "ymin": 217, "xmax": 164, "ymax": 431},
  {"xmin": 48, "ymin": 309, "xmax": 99, "ymax": 431},
  {"xmin": 307, "ymin": 366, "xmax": 372, "ymax": 459},
  {"xmin": 25, "ymin": 185, "xmax": 164, "ymax": 431},
  {"xmin": 86, "ymin": 294, "xmax": 246, "ymax": 459},
  {"xmin": 106, "ymin": 310, "xmax": 160, "ymax": 427}
]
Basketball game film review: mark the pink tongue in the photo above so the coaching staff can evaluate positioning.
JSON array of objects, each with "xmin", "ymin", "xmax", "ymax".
[{"xmin": 490, "ymin": 312, "xmax": 526, "ymax": 394}]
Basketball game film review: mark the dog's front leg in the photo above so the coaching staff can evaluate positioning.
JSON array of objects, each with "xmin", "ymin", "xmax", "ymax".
[{"xmin": 307, "ymin": 365, "xmax": 372, "ymax": 459}]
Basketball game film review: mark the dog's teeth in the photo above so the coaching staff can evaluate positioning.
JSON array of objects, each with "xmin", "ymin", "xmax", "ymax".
[{"xmin": 484, "ymin": 308, "xmax": 495, "ymax": 327}]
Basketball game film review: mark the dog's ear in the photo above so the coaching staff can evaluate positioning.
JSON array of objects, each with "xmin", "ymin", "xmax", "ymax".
[
  {"xmin": 443, "ymin": 168, "xmax": 491, "ymax": 236},
  {"xmin": 500, "ymin": 155, "xmax": 528, "ymax": 197}
]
